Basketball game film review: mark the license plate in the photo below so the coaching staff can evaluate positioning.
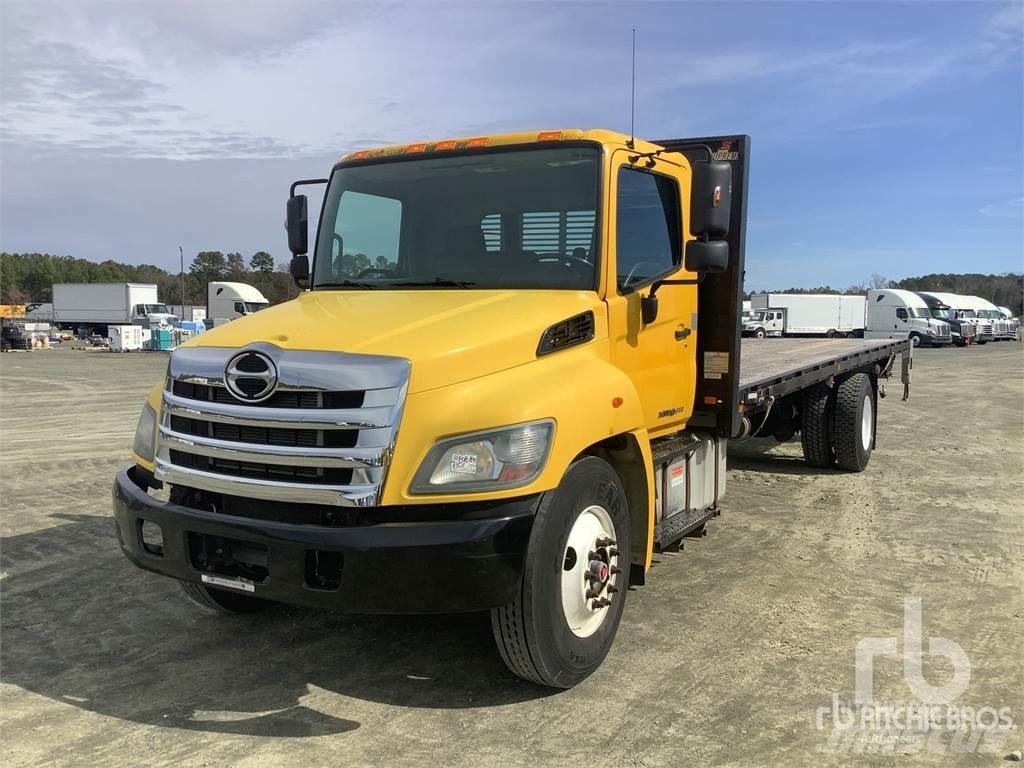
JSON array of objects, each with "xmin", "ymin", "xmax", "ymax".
[{"xmin": 201, "ymin": 573, "xmax": 255, "ymax": 592}]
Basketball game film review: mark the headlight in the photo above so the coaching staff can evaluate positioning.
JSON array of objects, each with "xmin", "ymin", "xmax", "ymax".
[
  {"xmin": 410, "ymin": 420, "xmax": 554, "ymax": 494},
  {"xmin": 926, "ymin": 328, "xmax": 936, "ymax": 335},
  {"xmin": 132, "ymin": 402, "xmax": 158, "ymax": 463}
]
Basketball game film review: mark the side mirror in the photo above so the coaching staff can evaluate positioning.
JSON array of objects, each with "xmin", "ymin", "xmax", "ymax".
[
  {"xmin": 641, "ymin": 294, "xmax": 659, "ymax": 325},
  {"xmin": 289, "ymin": 254, "xmax": 310, "ymax": 287},
  {"xmin": 684, "ymin": 240, "xmax": 729, "ymax": 273},
  {"xmin": 286, "ymin": 194, "xmax": 308, "ymax": 256},
  {"xmin": 691, "ymin": 161, "xmax": 732, "ymax": 237}
]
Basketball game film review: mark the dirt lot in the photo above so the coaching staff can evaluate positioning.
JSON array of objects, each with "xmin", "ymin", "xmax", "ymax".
[{"xmin": 1, "ymin": 343, "xmax": 1021, "ymax": 767}]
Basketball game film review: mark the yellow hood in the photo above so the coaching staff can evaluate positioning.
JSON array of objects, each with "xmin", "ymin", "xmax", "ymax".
[{"xmin": 189, "ymin": 290, "xmax": 605, "ymax": 393}]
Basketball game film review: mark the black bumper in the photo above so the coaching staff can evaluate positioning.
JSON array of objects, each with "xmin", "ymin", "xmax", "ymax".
[{"xmin": 113, "ymin": 466, "xmax": 538, "ymax": 613}]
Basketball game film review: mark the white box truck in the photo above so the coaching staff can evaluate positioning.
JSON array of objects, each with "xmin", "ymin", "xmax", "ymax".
[
  {"xmin": 206, "ymin": 282, "xmax": 270, "ymax": 328},
  {"xmin": 52, "ymin": 283, "xmax": 177, "ymax": 336},
  {"xmin": 746, "ymin": 294, "xmax": 866, "ymax": 337}
]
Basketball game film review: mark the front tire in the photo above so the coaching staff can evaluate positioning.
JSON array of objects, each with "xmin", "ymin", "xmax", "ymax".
[
  {"xmin": 491, "ymin": 456, "xmax": 630, "ymax": 688},
  {"xmin": 178, "ymin": 580, "xmax": 272, "ymax": 614},
  {"xmin": 909, "ymin": 333, "xmax": 921, "ymax": 347},
  {"xmin": 755, "ymin": 328, "xmax": 766, "ymax": 339},
  {"xmin": 833, "ymin": 373, "xmax": 874, "ymax": 472}
]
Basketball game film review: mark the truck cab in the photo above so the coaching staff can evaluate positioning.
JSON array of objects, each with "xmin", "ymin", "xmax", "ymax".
[
  {"xmin": 133, "ymin": 303, "xmax": 177, "ymax": 327},
  {"xmin": 206, "ymin": 282, "xmax": 270, "ymax": 328},
  {"xmin": 864, "ymin": 289, "xmax": 951, "ymax": 347},
  {"xmin": 113, "ymin": 130, "xmax": 906, "ymax": 688},
  {"xmin": 742, "ymin": 308, "xmax": 784, "ymax": 337},
  {"xmin": 914, "ymin": 293, "xmax": 974, "ymax": 346}
]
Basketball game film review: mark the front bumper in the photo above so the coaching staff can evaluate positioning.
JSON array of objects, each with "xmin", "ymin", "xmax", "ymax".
[
  {"xmin": 113, "ymin": 466, "xmax": 537, "ymax": 613},
  {"xmin": 925, "ymin": 335, "xmax": 952, "ymax": 346}
]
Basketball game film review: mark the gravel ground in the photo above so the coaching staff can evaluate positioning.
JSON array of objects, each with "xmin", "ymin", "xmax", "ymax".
[{"xmin": 1, "ymin": 342, "xmax": 1021, "ymax": 767}]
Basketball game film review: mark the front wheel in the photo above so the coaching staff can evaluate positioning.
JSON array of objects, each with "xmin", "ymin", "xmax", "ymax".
[
  {"xmin": 491, "ymin": 456, "xmax": 630, "ymax": 688},
  {"xmin": 909, "ymin": 334, "xmax": 921, "ymax": 347},
  {"xmin": 754, "ymin": 328, "xmax": 766, "ymax": 339}
]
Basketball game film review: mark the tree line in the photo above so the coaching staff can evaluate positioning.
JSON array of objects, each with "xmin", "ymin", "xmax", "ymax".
[
  {"xmin": 2, "ymin": 253, "xmax": 1021, "ymax": 316},
  {"xmin": 751, "ymin": 273, "xmax": 1023, "ymax": 315},
  {"xmin": 0, "ymin": 251, "xmax": 301, "ymax": 307}
]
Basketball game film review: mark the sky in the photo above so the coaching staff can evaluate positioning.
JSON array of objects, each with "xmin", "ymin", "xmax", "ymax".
[{"xmin": 1, "ymin": 0, "xmax": 1022, "ymax": 291}]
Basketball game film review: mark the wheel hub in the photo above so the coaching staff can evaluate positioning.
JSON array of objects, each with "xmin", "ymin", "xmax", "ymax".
[{"xmin": 561, "ymin": 507, "xmax": 621, "ymax": 637}]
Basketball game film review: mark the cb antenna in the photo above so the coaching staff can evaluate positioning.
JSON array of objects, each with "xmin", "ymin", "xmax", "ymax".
[{"xmin": 628, "ymin": 28, "xmax": 636, "ymax": 149}]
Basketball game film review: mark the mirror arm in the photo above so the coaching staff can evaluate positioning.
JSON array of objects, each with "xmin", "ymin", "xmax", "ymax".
[
  {"xmin": 290, "ymin": 178, "xmax": 328, "ymax": 198},
  {"xmin": 649, "ymin": 273, "xmax": 706, "ymax": 298}
]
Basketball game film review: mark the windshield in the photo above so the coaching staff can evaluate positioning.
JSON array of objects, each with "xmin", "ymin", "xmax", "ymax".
[
  {"xmin": 908, "ymin": 307, "xmax": 931, "ymax": 318},
  {"xmin": 244, "ymin": 302, "xmax": 268, "ymax": 313},
  {"xmin": 977, "ymin": 309, "xmax": 1000, "ymax": 318},
  {"xmin": 742, "ymin": 311, "xmax": 766, "ymax": 323},
  {"xmin": 313, "ymin": 147, "xmax": 600, "ymax": 290},
  {"xmin": 141, "ymin": 304, "xmax": 170, "ymax": 314},
  {"xmin": 929, "ymin": 307, "xmax": 952, "ymax": 319},
  {"xmin": 957, "ymin": 309, "xmax": 977, "ymax": 318}
]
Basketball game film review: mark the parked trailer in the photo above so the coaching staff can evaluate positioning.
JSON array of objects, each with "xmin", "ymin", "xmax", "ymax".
[
  {"xmin": 114, "ymin": 130, "xmax": 914, "ymax": 689},
  {"xmin": 52, "ymin": 283, "xmax": 177, "ymax": 336},
  {"xmin": 747, "ymin": 293, "xmax": 866, "ymax": 337}
]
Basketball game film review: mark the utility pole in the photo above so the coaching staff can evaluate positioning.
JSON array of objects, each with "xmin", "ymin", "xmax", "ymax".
[{"xmin": 179, "ymin": 245, "xmax": 185, "ymax": 320}]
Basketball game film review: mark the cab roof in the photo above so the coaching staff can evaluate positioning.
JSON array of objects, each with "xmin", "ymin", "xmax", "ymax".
[{"xmin": 338, "ymin": 129, "xmax": 666, "ymax": 163}]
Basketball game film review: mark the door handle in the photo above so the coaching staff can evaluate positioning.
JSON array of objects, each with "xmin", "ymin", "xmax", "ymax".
[{"xmin": 675, "ymin": 326, "xmax": 691, "ymax": 341}]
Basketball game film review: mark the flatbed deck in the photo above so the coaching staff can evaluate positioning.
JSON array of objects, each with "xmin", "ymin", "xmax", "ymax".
[{"xmin": 738, "ymin": 337, "xmax": 911, "ymax": 410}]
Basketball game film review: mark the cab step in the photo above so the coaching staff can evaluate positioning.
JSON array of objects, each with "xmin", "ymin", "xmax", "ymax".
[{"xmin": 653, "ymin": 506, "xmax": 719, "ymax": 552}]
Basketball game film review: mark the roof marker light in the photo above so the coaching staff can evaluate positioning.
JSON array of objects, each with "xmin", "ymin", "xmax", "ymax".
[
  {"xmin": 405, "ymin": 143, "xmax": 427, "ymax": 154},
  {"xmin": 351, "ymin": 150, "xmax": 370, "ymax": 160},
  {"xmin": 466, "ymin": 137, "xmax": 488, "ymax": 148},
  {"xmin": 538, "ymin": 131, "xmax": 562, "ymax": 141},
  {"xmin": 435, "ymin": 140, "xmax": 457, "ymax": 151}
]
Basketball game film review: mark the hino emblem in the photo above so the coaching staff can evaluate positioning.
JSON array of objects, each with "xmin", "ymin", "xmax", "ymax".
[{"xmin": 224, "ymin": 350, "xmax": 278, "ymax": 403}]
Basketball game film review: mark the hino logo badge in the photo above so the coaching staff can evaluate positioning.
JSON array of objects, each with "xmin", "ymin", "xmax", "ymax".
[{"xmin": 224, "ymin": 350, "xmax": 278, "ymax": 403}]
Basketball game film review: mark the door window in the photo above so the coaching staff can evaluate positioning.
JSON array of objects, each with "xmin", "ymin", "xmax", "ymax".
[
  {"xmin": 616, "ymin": 167, "xmax": 681, "ymax": 292},
  {"xmin": 896, "ymin": 308, "xmax": 908, "ymax": 320}
]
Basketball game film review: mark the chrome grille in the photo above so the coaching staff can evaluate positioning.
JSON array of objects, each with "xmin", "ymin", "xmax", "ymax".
[{"xmin": 155, "ymin": 344, "xmax": 410, "ymax": 507}]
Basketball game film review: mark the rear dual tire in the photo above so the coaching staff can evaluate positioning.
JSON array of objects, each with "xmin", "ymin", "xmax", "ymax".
[
  {"xmin": 800, "ymin": 373, "xmax": 874, "ymax": 472},
  {"xmin": 491, "ymin": 457, "xmax": 630, "ymax": 688}
]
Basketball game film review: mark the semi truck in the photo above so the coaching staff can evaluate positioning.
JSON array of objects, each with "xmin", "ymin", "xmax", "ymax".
[
  {"xmin": 746, "ymin": 293, "xmax": 866, "ymax": 337},
  {"xmin": 52, "ymin": 283, "xmax": 177, "ymax": 335},
  {"xmin": 917, "ymin": 292, "xmax": 993, "ymax": 344},
  {"xmin": 961, "ymin": 295, "xmax": 1015, "ymax": 340},
  {"xmin": 863, "ymin": 289, "xmax": 951, "ymax": 347},
  {"xmin": 914, "ymin": 293, "xmax": 976, "ymax": 346},
  {"xmin": 113, "ymin": 130, "xmax": 912, "ymax": 688},
  {"xmin": 206, "ymin": 282, "xmax": 270, "ymax": 328}
]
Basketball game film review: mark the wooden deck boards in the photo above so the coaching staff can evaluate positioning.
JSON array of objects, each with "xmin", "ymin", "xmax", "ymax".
[{"xmin": 739, "ymin": 338, "xmax": 899, "ymax": 390}]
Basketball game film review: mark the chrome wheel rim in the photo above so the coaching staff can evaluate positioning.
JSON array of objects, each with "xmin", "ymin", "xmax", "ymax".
[{"xmin": 561, "ymin": 504, "xmax": 620, "ymax": 638}]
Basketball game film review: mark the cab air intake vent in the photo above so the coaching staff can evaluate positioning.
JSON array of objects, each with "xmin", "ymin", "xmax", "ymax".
[{"xmin": 537, "ymin": 311, "xmax": 595, "ymax": 356}]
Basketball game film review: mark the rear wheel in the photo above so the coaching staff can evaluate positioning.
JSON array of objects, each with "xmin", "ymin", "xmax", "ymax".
[
  {"xmin": 833, "ymin": 373, "xmax": 874, "ymax": 472},
  {"xmin": 491, "ymin": 456, "xmax": 630, "ymax": 688},
  {"xmin": 800, "ymin": 383, "xmax": 834, "ymax": 468},
  {"xmin": 178, "ymin": 580, "xmax": 272, "ymax": 614}
]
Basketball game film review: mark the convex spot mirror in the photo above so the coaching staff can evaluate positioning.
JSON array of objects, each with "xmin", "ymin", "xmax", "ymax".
[
  {"xmin": 684, "ymin": 240, "xmax": 729, "ymax": 273},
  {"xmin": 691, "ymin": 160, "xmax": 732, "ymax": 238}
]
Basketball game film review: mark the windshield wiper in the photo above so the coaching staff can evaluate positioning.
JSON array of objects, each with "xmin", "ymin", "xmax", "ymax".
[
  {"xmin": 316, "ymin": 280, "xmax": 378, "ymax": 290},
  {"xmin": 387, "ymin": 278, "xmax": 477, "ymax": 288}
]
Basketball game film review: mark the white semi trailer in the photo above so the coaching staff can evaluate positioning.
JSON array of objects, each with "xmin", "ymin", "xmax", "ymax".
[
  {"xmin": 746, "ymin": 294, "xmax": 866, "ymax": 337},
  {"xmin": 206, "ymin": 282, "xmax": 270, "ymax": 328},
  {"xmin": 52, "ymin": 283, "xmax": 177, "ymax": 335}
]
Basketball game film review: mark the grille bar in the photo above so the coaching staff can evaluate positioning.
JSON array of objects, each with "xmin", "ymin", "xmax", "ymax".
[
  {"xmin": 159, "ymin": 426, "xmax": 385, "ymax": 468},
  {"xmin": 155, "ymin": 459, "xmax": 380, "ymax": 507},
  {"xmin": 163, "ymin": 391, "xmax": 393, "ymax": 430}
]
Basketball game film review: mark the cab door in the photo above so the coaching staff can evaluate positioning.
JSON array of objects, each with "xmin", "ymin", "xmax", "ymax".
[{"xmin": 605, "ymin": 151, "xmax": 698, "ymax": 436}]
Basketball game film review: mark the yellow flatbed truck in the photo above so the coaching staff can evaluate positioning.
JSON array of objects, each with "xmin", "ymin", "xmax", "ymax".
[{"xmin": 114, "ymin": 130, "xmax": 911, "ymax": 687}]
